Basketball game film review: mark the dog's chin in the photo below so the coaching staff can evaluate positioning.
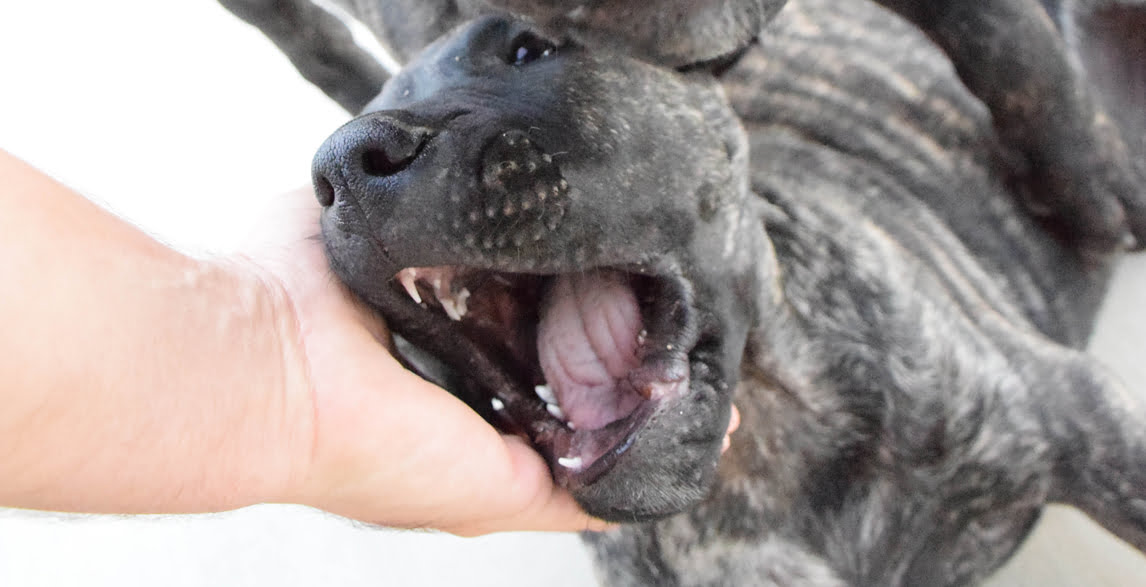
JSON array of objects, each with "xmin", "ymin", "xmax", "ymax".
[{"xmin": 355, "ymin": 258, "xmax": 729, "ymax": 521}]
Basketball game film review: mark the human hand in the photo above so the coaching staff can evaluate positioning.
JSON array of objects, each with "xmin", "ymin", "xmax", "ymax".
[{"xmin": 242, "ymin": 187, "xmax": 615, "ymax": 536}]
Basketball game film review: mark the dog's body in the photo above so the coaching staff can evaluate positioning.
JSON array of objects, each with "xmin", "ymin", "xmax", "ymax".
[
  {"xmin": 586, "ymin": 3, "xmax": 1132, "ymax": 583},
  {"xmin": 223, "ymin": 0, "xmax": 1146, "ymax": 583}
]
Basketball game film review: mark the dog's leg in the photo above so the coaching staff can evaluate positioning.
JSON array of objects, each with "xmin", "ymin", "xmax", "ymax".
[
  {"xmin": 874, "ymin": 0, "xmax": 1144, "ymax": 257},
  {"xmin": 218, "ymin": 0, "xmax": 390, "ymax": 113},
  {"xmin": 1043, "ymin": 353, "xmax": 1146, "ymax": 551}
]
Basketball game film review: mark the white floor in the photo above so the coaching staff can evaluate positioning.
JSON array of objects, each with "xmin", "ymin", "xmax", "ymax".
[{"xmin": 0, "ymin": 2, "xmax": 1143, "ymax": 585}]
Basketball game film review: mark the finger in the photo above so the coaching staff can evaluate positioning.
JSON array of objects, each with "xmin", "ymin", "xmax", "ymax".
[{"xmin": 445, "ymin": 435, "xmax": 615, "ymax": 536}]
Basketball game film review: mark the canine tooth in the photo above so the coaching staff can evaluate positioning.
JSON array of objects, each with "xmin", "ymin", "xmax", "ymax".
[
  {"xmin": 534, "ymin": 384, "xmax": 557, "ymax": 404},
  {"xmin": 558, "ymin": 456, "xmax": 583, "ymax": 470},
  {"xmin": 455, "ymin": 288, "xmax": 470, "ymax": 316},
  {"xmin": 546, "ymin": 403, "xmax": 566, "ymax": 420},
  {"xmin": 398, "ymin": 270, "xmax": 422, "ymax": 304},
  {"xmin": 490, "ymin": 398, "xmax": 505, "ymax": 411},
  {"xmin": 442, "ymin": 299, "xmax": 463, "ymax": 321}
]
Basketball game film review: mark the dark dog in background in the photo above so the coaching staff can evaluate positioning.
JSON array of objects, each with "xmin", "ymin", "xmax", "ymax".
[{"xmin": 222, "ymin": 0, "xmax": 1146, "ymax": 583}]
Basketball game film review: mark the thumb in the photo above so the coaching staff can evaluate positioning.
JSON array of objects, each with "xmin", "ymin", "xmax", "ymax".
[{"xmin": 443, "ymin": 434, "xmax": 616, "ymax": 536}]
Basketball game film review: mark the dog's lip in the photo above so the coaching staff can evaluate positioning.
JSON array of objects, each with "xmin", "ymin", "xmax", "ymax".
[{"xmin": 378, "ymin": 262, "xmax": 696, "ymax": 486}]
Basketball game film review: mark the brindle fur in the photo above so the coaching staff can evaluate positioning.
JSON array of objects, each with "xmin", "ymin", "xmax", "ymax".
[{"xmin": 223, "ymin": 0, "xmax": 1146, "ymax": 584}]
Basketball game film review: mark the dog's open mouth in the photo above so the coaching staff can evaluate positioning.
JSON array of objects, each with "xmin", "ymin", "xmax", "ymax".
[{"xmin": 386, "ymin": 265, "xmax": 694, "ymax": 488}]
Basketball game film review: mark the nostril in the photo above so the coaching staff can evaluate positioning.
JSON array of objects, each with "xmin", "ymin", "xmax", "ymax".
[
  {"xmin": 315, "ymin": 175, "xmax": 336, "ymax": 207},
  {"xmin": 363, "ymin": 147, "xmax": 418, "ymax": 177}
]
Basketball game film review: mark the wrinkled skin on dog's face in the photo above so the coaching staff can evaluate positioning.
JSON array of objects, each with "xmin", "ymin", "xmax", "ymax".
[{"xmin": 313, "ymin": 16, "xmax": 764, "ymax": 521}]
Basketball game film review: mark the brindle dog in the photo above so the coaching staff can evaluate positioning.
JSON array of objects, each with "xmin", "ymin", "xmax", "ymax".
[{"xmin": 222, "ymin": 0, "xmax": 1146, "ymax": 584}]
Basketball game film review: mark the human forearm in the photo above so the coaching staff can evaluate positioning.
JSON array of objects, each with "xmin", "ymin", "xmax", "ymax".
[{"xmin": 0, "ymin": 150, "xmax": 310, "ymax": 513}]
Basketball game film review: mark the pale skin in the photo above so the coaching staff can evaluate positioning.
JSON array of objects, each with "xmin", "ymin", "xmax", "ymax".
[{"xmin": 0, "ymin": 149, "xmax": 738, "ymax": 536}]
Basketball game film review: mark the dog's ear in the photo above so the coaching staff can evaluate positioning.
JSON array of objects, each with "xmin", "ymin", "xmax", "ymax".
[
  {"xmin": 1058, "ymin": 0, "xmax": 1146, "ymax": 180},
  {"xmin": 1044, "ymin": 354, "xmax": 1146, "ymax": 553}
]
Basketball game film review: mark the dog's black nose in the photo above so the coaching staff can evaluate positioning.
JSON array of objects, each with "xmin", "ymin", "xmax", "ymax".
[{"xmin": 312, "ymin": 113, "xmax": 434, "ymax": 207}]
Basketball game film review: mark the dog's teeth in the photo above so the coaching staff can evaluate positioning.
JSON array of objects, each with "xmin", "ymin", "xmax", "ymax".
[
  {"xmin": 546, "ymin": 403, "xmax": 566, "ymax": 420},
  {"xmin": 442, "ymin": 299, "xmax": 463, "ymax": 321},
  {"xmin": 490, "ymin": 398, "xmax": 505, "ymax": 412},
  {"xmin": 439, "ymin": 287, "xmax": 470, "ymax": 321},
  {"xmin": 557, "ymin": 456, "xmax": 583, "ymax": 470},
  {"xmin": 398, "ymin": 270, "xmax": 422, "ymax": 304},
  {"xmin": 454, "ymin": 288, "xmax": 470, "ymax": 317},
  {"xmin": 534, "ymin": 384, "xmax": 557, "ymax": 404}
]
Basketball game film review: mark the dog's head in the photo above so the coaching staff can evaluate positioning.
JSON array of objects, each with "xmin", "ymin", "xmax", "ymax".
[{"xmin": 312, "ymin": 15, "xmax": 766, "ymax": 521}]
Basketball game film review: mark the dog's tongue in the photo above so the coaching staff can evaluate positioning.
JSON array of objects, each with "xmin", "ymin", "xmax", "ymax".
[{"xmin": 537, "ymin": 271, "xmax": 644, "ymax": 430}]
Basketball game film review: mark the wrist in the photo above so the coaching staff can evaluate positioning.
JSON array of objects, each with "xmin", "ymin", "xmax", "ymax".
[{"xmin": 212, "ymin": 257, "xmax": 317, "ymax": 510}]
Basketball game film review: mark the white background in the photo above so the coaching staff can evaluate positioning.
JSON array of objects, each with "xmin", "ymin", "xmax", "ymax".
[{"xmin": 0, "ymin": 1, "xmax": 1144, "ymax": 585}]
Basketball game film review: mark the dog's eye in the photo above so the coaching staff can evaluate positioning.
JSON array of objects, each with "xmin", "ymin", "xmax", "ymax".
[{"xmin": 507, "ymin": 32, "xmax": 557, "ymax": 66}]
